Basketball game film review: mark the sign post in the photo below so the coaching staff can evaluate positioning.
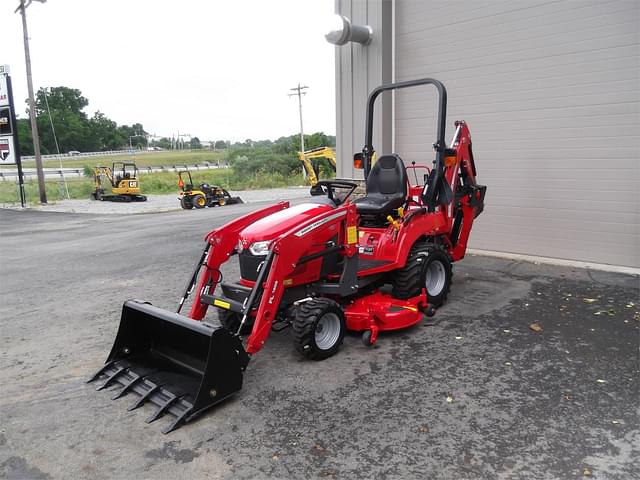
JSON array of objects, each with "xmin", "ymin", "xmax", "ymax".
[{"xmin": 0, "ymin": 65, "xmax": 26, "ymax": 207}]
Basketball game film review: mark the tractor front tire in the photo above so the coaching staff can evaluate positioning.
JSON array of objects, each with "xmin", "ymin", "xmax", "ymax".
[
  {"xmin": 391, "ymin": 242, "xmax": 452, "ymax": 307},
  {"xmin": 192, "ymin": 194, "xmax": 206, "ymax": 209},
  {"xmin": 180, "ymin": 196, "xmax": 193, "ymax": 209},
  {"xmin": 292, "ymin": 298, "xmax": 345, "ymax": 360}
]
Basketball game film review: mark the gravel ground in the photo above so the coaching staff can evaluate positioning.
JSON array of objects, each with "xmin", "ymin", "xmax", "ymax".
[{"xmin": 0, "ymin": 186, "xmax": 312, "ymax": 215}]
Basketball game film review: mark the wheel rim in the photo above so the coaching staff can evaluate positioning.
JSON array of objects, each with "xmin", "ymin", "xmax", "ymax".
[
  {"xmin": 315, "ymin": 312, "xmax": 341, "ymax": 350},
  {"xmin": 197, "ymin": 197, "xmax": 205, "ymax": 207},
  {"xmin": 425, "ymin": 260, "xmax": 446, "ymax": 296}
]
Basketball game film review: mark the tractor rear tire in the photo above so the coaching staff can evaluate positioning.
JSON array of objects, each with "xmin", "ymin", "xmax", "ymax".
[
  {"xmin": 180, "ymin": 196, "xmax": 193, "ymax": 209},
  {"xmin": 219, "ymin": 310, "xmax": 253, "ymax": 335},
  {"xmin": 421, "ymin": 245, "xmax": 452, "ymax": 307},
  {"xmin": 292, "ymin": 298, "xmax": 345, "ymax": 360},
  {"xmin": 193, "ymin": 194, "xmax": 206, "ymax": 209},
  {"xmin": 391, "ymin": 242, "xmax": 452, "ymax": 306}
]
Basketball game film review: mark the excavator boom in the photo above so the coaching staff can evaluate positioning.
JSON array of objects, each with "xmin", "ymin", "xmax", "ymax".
[{"xmin": 297, "ymin": 147, "xmax": 336, "ymax": 186}]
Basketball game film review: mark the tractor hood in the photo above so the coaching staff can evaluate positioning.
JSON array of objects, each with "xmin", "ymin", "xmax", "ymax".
[{"xmin": 239, "ymin": 202, "xmax": 334, "ymax": 249}]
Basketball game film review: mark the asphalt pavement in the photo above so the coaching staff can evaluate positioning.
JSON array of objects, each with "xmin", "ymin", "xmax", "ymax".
[{"xmin": 0, "ymin": 202, "xmax": 638, "ymax": 479}]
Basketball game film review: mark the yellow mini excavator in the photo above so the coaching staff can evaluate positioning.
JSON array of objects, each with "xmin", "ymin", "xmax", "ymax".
[
  {"xmin": 297, "ymin": 147, "xmax": 337, "ymax": 186},
  {"xmin": 91, "ymin": 161, "xmax": 147, "ymax": 202}
]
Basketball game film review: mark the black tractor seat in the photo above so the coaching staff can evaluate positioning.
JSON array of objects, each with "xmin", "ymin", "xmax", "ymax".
[{"xmin": 354, "ymin": 154, "xmax": 408, "ymax": 215}]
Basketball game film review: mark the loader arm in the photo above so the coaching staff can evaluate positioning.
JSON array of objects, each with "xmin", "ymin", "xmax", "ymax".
[
  {"xmin": 186, "ymin": 202, "xmax": 290, "ymax": 320},
  {"xmin": 245, "ymin": 203, "xmax": 359, "ymax": 354}
]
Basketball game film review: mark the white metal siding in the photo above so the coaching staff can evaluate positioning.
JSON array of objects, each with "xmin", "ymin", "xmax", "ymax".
[
  {"xmin": 394, "ymin": 0, "xmax": 639, "ymax": 267},
  {"xmin": 335, "ymin": 0, "xmax": 393, "ymax": 180}
]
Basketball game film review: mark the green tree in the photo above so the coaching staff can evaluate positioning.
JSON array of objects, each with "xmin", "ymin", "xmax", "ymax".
[
  {"xmin": 16, "ymin": 118, "xmax": 33, "ymax": 156},
  {"xmin": 34, "ymin": 86, "xmax": 92, "ymax": 152},
  {"xmin": 118, "ymin": 124, "xmax": 147, "ymax": 149},
  {"xmin": 190, "ymin": 137, "xmax": 202, "ymax": 149},
  {"xmin": 89, "ymin": 111, "xmax": 125, "ymax": 150},
  {"xmin": 157, "ymin": 137, "xmax": 172, "ymax": 150},
  {"xmin": 214, "ymin": 140, "xmax": 227, "ymax": 149},
  {"xmin": 226, "ymin": 132, "xmax": 336, "ymax": 180}
]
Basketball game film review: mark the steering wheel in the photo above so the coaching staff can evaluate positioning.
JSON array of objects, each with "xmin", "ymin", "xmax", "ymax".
[{"xmin": 310, "ymin": 180, "xmax": 358, "ymax": 206}]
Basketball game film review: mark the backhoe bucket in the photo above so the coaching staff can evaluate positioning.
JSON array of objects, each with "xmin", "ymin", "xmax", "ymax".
[{"xmin": 88, "ymin": 300, "xmax": 249, "ymax": 433}]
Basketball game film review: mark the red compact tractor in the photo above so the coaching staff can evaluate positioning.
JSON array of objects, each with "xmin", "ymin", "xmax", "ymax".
[{"xmin": 89, "ymin": 78, "xmax": 486, "ymax": 433}]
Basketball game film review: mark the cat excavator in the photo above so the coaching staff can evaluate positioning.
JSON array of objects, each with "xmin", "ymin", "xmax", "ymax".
[
  {"xmin": 297, "ymin": 147, "xmax": 337, "ymax": 186},
  {"xmin": 91, "ymin": 161, "xmax": 147, "ymax": 202}
]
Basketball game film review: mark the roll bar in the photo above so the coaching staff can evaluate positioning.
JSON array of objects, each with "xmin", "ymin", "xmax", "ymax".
[{"xmin": 362, "ymin": 78, "xmax": 448, "ymax": 211}]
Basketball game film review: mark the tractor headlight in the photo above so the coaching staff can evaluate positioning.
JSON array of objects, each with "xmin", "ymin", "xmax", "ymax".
[{"xmin": 248, "ymin": 241, "xmax": 270, "ymax": 256}]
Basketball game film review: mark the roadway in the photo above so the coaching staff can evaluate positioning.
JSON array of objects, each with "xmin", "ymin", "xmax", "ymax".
[{"xmin": 0, "ymin": 203, "xmax": 637, "ymax": 479}]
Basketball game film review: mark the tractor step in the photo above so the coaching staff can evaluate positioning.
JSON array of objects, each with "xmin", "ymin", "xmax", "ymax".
[
  {"xmin": 200, "ymin": 282, "xmax": 254, "ymax": 314},
  {"xmin": 201, "ymin": 293, "xmax": 245, "ymax": 313},
  {"xmin": 88, "ymin": 300, "xmax": 249, "ymax": 433}
]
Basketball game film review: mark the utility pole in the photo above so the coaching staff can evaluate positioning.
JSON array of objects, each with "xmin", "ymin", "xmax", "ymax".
[
  {"xmin": 16, "ymin": 0, "xmax": 47, "ymax": 204},
  {"xmin": 289, "ymin": 83, "xmax": 308, "ymax": 177}
]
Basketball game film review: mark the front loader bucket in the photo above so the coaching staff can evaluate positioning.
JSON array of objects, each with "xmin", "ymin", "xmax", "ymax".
[
  {"xmin": 226, "ymin": 196, "xmax": 244, "ymax": 205},
  {"xmin": 88, "ymin": 300, "xmax": 249, "ymax": 433}
]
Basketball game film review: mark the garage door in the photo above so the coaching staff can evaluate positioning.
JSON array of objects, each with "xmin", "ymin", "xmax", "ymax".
[{"xmin": 394, "ymin": 0, "xmax": 639, "ymax": 267}]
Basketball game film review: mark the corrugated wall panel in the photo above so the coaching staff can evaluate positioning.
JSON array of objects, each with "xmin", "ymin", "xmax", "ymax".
[
  {"xmin": 394, "ymin": 0, "xmax": 639, "ymax": 267},
  {"xmin": 335, "ymin": 0, "xmax": 392, "ymax": 180}
]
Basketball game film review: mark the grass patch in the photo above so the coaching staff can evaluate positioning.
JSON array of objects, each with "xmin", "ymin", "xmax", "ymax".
[
  {"xmin": 0, "ymin": 177, "xmax": 94, "ymax": 204},
  {"xmin": 0, "ymin": 169, "xmax": 306, "ymax": 205}
]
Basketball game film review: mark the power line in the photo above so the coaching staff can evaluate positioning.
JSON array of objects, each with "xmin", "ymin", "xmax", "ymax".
[
  {"xmin": 288, "ymin": 83, "xmax": 308, "ymax": 177},
  {"xmin": 42, "ymin": 87, "xmax": 70, "ymax": 199},
  {"xmin": 15, "ymin": 0, "xmax": 47, "ymax": 204}
]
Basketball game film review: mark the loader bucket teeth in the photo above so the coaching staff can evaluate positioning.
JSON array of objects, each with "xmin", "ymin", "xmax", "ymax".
[
  {"xmin": 88, "ymin": 300, "xmax": 249, "ymax": 433},
  {"xmin": 111, "ymin": 372, "xmax": 143, "ymax": 400},
  {"xmin": 146, "ymin": 393, "xmax": 179, "ymax": 423},
  {"xmin": 127, "ymin": 383, "xmax": 161, "ymax": 411},
  {"xmin": 95, "ymin": 366, "xmax": 127, "ymax": 391}
]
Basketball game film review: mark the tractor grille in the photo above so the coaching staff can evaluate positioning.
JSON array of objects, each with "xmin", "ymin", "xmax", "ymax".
[{"xmin": 239, "ymin": 250, "xmax": 266, "ymax": 281}]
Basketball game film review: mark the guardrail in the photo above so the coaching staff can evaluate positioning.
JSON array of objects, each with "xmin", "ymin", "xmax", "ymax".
[
  {"xmin": 20, "ymin": 150, "xmax": 159, "ymax": 162},
  {"xmin": 0, "ymin": 163, "xmax": 229, "ymax": 181}
]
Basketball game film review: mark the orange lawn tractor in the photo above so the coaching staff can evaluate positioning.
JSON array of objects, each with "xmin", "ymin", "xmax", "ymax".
[{"xmin": 178, "ymin": 170, "xmax": 243, "ymax": 209}]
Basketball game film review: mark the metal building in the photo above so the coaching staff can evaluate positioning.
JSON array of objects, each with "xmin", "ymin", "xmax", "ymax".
[{"xmin": 334, "ymin": 0, "xmax": 639, "ymax": 268}]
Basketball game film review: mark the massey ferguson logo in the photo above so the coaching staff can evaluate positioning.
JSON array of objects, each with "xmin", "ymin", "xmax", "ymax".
[{"xmin": 0, "ymin": 139, "xmax": 9, "ymax": 161}]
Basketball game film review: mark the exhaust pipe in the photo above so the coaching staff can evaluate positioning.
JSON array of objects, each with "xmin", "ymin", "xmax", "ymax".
[{"xmin": 88, "ymin": 300, "xmax": 249, "ymax": 433}]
